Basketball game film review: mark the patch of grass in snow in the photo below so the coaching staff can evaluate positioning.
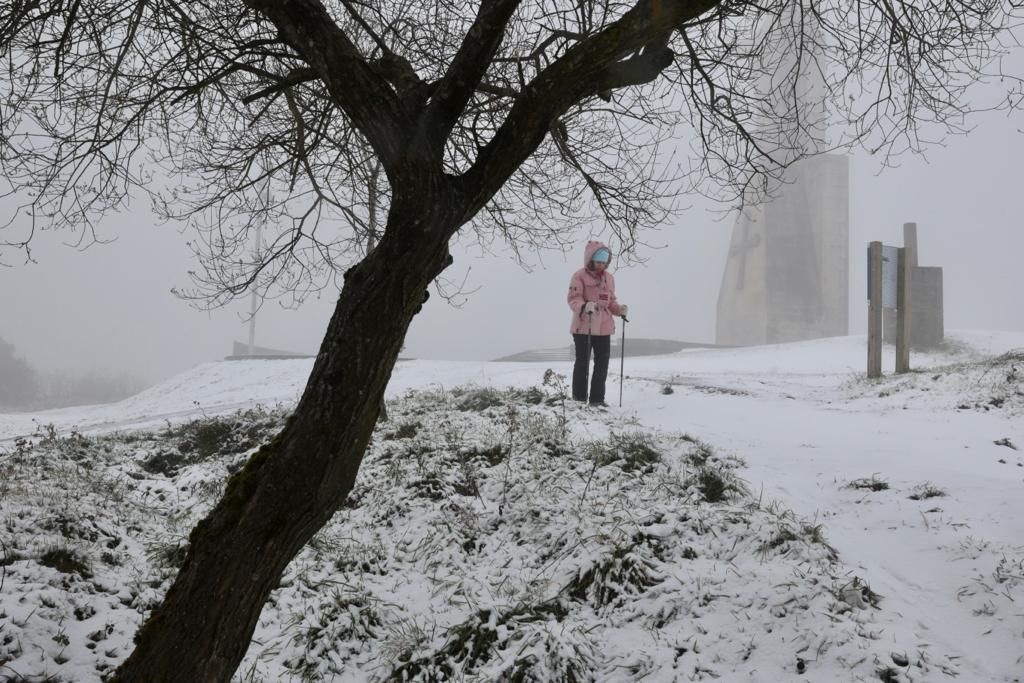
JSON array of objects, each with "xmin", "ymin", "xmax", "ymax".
[
  {"xmin": 389, "ymin": 599, "xmax": 595, "ymax": 683},
  {"xmin": 448, "ymin": 385, "xmax": 550, "ymax": 414},
  {"xmin": 382, "ymin": 419, "xmax": 421, "ymax": 440},
  {"xmin": 453, "ymin": 385, "xmax": 507, "ymax": 412},
  {"xmin": 282, "ymin": 589, "xmax": 384, "ymax": 678},
  {"xmin": 591, "ymin": 431, "xmax": 662, "ymax": 473},
  {"xmin": 565, "ymin": 542, "xmax": 664, "ymax": 609},
  {"xmin": 875, "ymin": 665, "xmax": 902, "ymax": 682},
  {"xmin": 517, "ymin": 386, "xmax": 546, "ymax": 406},
  {"xmin": 0, "ymin": 544, "xmax": 23, "ymax": 567},
  {"xmin": 685, "ymin": 460, "xmax": 747, "ymax": 504},
  {"xmin": 457, "ymin": 442, "xmax": 507, "ymax": 467},
  {"xmin": 683, "ymin": 438, "xmax": 716, "ymax": 465},
  {"xmin": 145, "ymin": 406, "xmax": 287, "ymax": 475},
  {"xmin": 1, "ymin": 425, "xmax": 98, "ymax": 474},
  {"xmin": 690, "ymin": 466, "xmax": 729, "ymax": 502},
  {"xmin": 908, "ymin": 482, "xmax": 947, "ymax": 500},
  {"xmin": 38, "ymin": 544, "xmax": 91, "ymax": 578},
  {"xmin": 332, "ymin": 541, "xmax": 388, "ymax": 576},
  {"xmin": 144, "ymin": 537, "xmax": 189, "ymax": 571},
  {"xmin": 652, "ymin": 437, "xmax": 747, "ymax": 504},
  {"xmin": 38, "ymin": 512, "xmax": 104, "ymax": 543},
  {"xmin": 757, "ymin": 521, "xmax": 838, "ymax": 562},
  {"xmin": 993, "ymin": 554, "xmax": 1024, "ymax": 588},
  {"xmin": 846, "ymin": 476, "xmax": 890, "ymax": 492},
  {"xmin": 851, "ymin": 345, "xmax": 1024, "ymax": 415},
  {"xmin": 0, "ymin": 671, "xmax": 65, "ymax": 683}
]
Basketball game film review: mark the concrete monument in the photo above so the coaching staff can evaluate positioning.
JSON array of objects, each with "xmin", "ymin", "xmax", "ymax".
[
  {"xmin": 716, "ymin": 155, "xmax": 850, "ymax": 346},
  {"xmin": 715, "ymin": 3, "xmax": 850, "ymax": 346}
]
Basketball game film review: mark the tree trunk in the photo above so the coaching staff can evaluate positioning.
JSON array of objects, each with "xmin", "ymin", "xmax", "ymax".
[{"xmin": 113, "ymin": 183, "xmax": 459, "ymax": 681}]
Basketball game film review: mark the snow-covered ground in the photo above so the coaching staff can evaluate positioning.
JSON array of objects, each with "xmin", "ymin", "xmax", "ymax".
[{"xmin": 1, "ymin": 331, "xmax": 1022, "ymax": 682}]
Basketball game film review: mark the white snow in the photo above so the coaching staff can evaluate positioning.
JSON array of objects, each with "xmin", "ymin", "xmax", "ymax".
[{"xmin": 1, "ymin": 330, "xmax": 1022, "ymax": 682}]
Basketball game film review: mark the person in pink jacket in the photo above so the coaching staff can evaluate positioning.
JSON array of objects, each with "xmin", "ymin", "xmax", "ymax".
[{"xmin": 567, "ymin": 241, "xmax": 628, "ymax": 406}]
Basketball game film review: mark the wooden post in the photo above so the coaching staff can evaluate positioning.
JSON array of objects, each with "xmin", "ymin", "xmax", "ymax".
[
  {"xmin": 895, "ymin": 247, "xmax": 912, "ymax": 373},
  {"xmin": 868, "ymin": 241, "xmax": 883, "ymax": 378}
]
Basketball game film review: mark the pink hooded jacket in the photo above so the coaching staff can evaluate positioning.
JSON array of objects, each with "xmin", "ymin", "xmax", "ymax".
[{"xmin": 567, "ymin": 240, "xmax": 623, "ymax": 336}]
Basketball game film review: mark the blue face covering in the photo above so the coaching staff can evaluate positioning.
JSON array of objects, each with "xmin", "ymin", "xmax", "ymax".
[{"xmin": 592, "ymin": 248, "xmax": 610, "ymax": 264}]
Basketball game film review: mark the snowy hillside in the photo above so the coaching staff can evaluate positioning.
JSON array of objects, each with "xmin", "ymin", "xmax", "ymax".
[{"xmin": 1, "ymin": 331, "xmax": 1022, "ymax": 682}]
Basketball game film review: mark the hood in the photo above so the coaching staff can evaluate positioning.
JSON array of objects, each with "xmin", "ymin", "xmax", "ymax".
[{"xmin": 583, "ymin": 240, "xmax": 612, "ymax": 269}]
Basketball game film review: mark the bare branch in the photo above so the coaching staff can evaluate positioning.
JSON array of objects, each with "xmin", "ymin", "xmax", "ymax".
[
  {"xmin": 422, "ymin": 0, "xmax": 523, "ymax": 154},
  {"xmin": 463, "ymin": 0, "xmax": 718, "ymax": 213},
  {"xmin": 241, "ymin": 67, "xmax": 318, "ymax": 104},
  {"xmin": 241, "ymin": 0, "xmax": 411, "ymax": 167}
]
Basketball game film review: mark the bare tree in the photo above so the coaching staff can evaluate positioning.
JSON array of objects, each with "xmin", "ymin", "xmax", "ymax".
[{"xmin": 1, "ymin": 0, "xmax": 1021, "ymax": 679}]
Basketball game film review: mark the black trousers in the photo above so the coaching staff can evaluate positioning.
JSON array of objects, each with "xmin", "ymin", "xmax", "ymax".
[{"xmin": 572, "ymin": 333, "xmax": 610, "ymax": 403}]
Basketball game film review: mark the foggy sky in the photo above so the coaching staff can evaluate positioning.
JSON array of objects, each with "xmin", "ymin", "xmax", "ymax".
[{"xmin": 2, "ymin": 106, "xmax": 1024, "ymax": 387}]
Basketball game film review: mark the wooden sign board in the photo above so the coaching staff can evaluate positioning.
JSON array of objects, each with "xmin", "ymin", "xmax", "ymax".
[{"xmin": 866, "ymin": 244, "xmax": 898, "ymax": 309}]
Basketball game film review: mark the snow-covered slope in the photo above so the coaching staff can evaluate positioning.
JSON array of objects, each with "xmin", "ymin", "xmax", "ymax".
[{"xmin": 1, "ymin": 331, "xmax": 1022, "ymax": 681}]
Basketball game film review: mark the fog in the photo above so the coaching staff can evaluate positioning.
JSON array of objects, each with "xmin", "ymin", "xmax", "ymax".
[{"xmin": 2, "ymin": 107, "xmax": 1024, "ymax": 388}]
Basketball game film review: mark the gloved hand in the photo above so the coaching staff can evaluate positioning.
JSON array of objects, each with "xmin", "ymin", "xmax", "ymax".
[
  {"xmin": 618, "ymin": 304, "xmax": 629, "ymax": 318},
  {"xmin": 583, "ymin": 301, "xmax": 597, "ymax": 314}
]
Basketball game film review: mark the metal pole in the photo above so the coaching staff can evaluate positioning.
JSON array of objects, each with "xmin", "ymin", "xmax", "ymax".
[
  {"xmin": 585, "ymin": 311, "xmax": 593, "ymax": 398},
  {"xmin": 618, "ymin": 316, "xmax": 628, "ymax": 407}
]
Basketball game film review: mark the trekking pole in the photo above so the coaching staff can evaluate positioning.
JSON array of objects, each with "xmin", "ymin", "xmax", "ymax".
[
  {"xmin": 585, "ymin": 310, "xmax": 593, "ymax": 395},
  {"xmin": 618, "ymin": 315, "xmax": 628, "ymax": 407}
]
